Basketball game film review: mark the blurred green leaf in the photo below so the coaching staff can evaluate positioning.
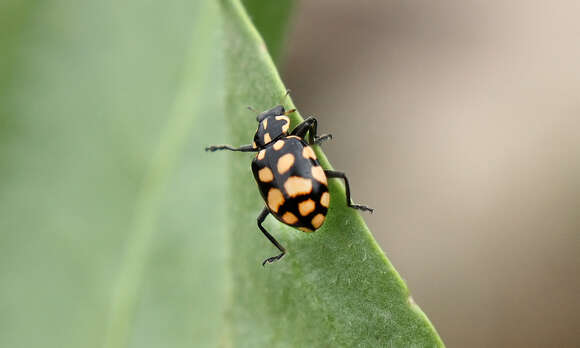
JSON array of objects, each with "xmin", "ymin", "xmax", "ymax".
[
  {"xmin": 220, "ymin": 0, "xmax": 444, "ymax": 346},
  {"xmin": 0, "ymin": 1, "xmax": 226, "ymax": 347}
]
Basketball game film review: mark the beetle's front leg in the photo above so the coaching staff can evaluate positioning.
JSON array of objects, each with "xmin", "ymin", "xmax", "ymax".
[
  {"xmin": 205, "ymin": 144, "xmax": 257, "ymax": 152},
  {"xmin": 290, "ymin": 117, "xmax": 332, "ymax": 145}
]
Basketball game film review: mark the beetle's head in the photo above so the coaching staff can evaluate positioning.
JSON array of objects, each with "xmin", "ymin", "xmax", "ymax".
[{"xmin": 252, "ymin": 105, "xmax": 295, "ymax": 149}]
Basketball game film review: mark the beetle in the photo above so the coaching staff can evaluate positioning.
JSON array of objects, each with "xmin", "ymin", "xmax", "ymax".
[{"xmin": 206, "ymin": 101, "xmax": 372, "ymax": 265}]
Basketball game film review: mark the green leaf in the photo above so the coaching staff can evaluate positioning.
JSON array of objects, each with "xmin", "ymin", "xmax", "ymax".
[
  {"xmin": 220, "ymin": 0, "xmax": 445, "ymax": 346},
  {"xmin": 0, "ymin": 1, "xmax": 226, "ymax": 347},
  {"xmin": 242, "ymin": 0, "xmax": 294, "ymax": 64},
  {"xmin": 0, "ymin": 0, "xmax": 443, "ymax": 346}
]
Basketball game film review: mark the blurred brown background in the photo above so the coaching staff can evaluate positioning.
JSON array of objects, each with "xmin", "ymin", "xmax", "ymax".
[{"xmin": 283, "ymin": 1, "xmax": 580, "ymax": 347}]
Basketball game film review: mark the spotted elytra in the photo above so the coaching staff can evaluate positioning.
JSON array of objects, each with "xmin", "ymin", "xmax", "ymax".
[{"xmin": 206, "ymin": 95, "xmax": 373, "ymax": 265}]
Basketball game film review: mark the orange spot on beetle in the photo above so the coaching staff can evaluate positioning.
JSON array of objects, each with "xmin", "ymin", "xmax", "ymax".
[
  {"xmin": 267, "ymin": 188, "xmax": 284, "ymax": 213},
  {"xmin": 277, "ymin": 153, "xmax": 295, "ymax": 174},
  {"xmin": 298, "ymin": 199, "xmax": 315, "ymax": 216},
  {"xmin": 302, "ymin": 146, "xmax": 317, "ymax": 160},
  {"xmin": 311, "ymin": 214, "xmax": 325, "ymax": 229},
  {"xmin": 273, "ymin": 140, "xmax": 285, "ymax": 150},
  {"xmin": 282, "ymin": 212, "xmax": 298, "ymax": 225},
  {"xmin": 311, "ymin": 166, "xmax": 327, "ymax": 184},
  {"xmin": 284, "ymin": 176, "xmax": 312, "ymax": 197},
  {"xmin": 320, "ymin": 192, "xmax": 330, "ymax": 208},
  {"xmin": 258, "ymin": 167, "xmax": 274, "ymax": 182}
]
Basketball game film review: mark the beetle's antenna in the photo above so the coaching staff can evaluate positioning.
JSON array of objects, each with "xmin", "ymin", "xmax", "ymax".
[
  {"xmin": 247, "ymin": 106, "xmax": 259, "ymax": 114},
  {"xmin": 284, "ymin": 108, "xmax": 296, "ymax": 115},
  {"xmin": 279, "ymin": 89, "xmax": 291, "ymax": 105}
]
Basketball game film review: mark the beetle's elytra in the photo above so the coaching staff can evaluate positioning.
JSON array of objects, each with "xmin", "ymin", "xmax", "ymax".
[
  {"xmin": 252, "ymin": 135, "xmax": 329, "ymax": 233},
  {"xmin": 206, "ymin": 96, "xmax": 372, "ymax": 265}
]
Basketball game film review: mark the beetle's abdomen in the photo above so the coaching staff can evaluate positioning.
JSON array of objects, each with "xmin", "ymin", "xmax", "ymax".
[{"xmin": 251, "ymin": 136, "xmax": 329, "ymax": 232}]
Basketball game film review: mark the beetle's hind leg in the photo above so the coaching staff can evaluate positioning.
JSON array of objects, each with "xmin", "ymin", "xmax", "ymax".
[
  {"xmin": 257, "ymin": 207, "xmax": 286, "ymax": 266},
  {"xmin": 291, "ymin": 117, "xmax": 332, "ymax": 145},
  {"xmin": 324, "ymin": 170, "xmax": 374, "ymax": 213}
]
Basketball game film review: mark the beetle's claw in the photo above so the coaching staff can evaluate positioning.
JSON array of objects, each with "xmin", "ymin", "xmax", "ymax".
[
  {"xmin": 262, "ymin": 252, "xmax": 285, "ymax": 266},
  {"xmin": 351, "ymin": 204, "xmax": 374, "ymax": 214}
]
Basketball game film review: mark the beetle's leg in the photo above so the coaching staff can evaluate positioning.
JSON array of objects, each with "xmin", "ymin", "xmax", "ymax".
[
  {"xmin": 257, "ymin": 207, "xmax": 286, "ymax": 266},
  {"xmin": 324, "ymin": 170, "xmax": 374, "ymax": 213},
  {"xmin": 205, "ymin": 144, "xmax": 257, "ymax": 152},
  {"xmin": 291, "ymin": 116, "xmax": 333, "ymax": 145}
]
